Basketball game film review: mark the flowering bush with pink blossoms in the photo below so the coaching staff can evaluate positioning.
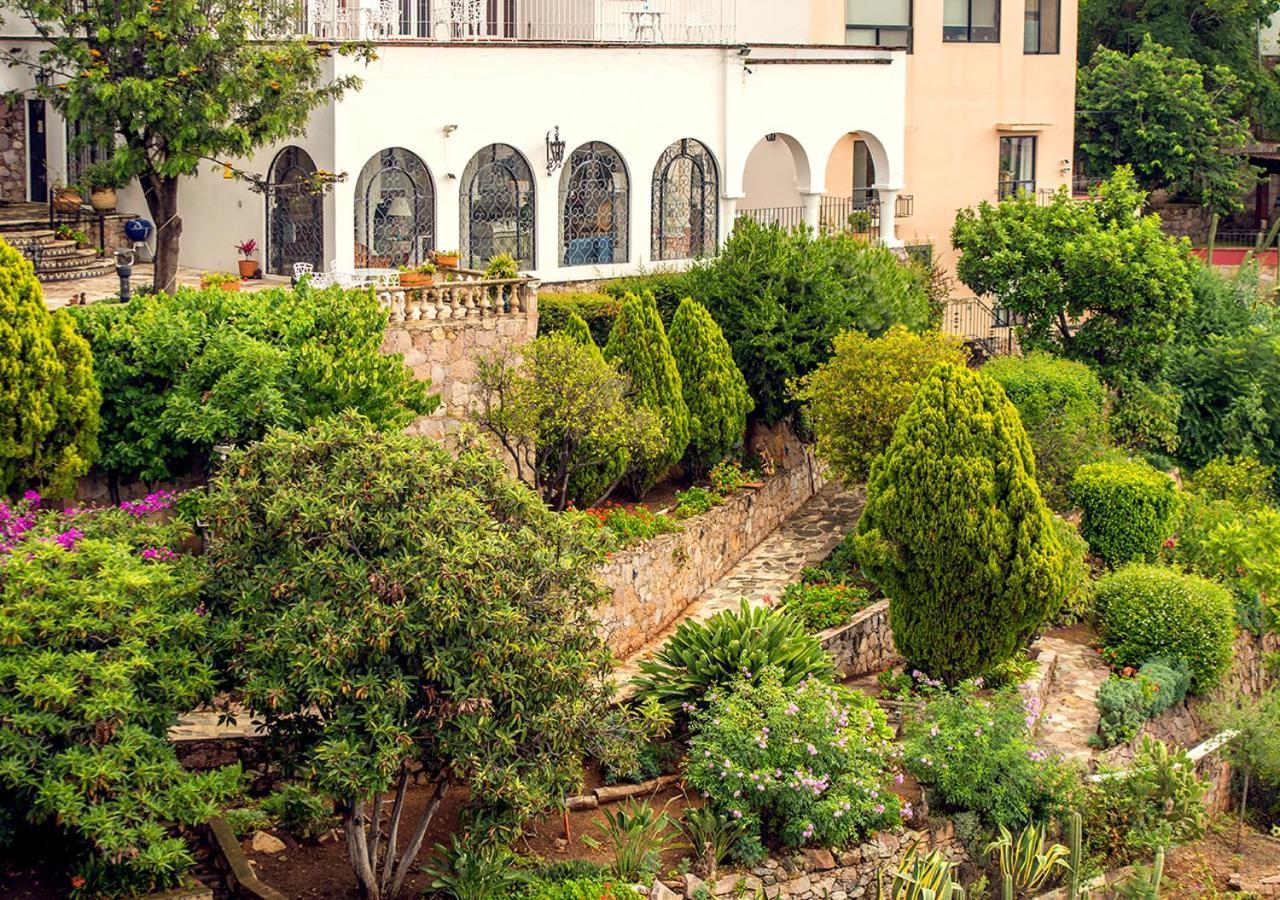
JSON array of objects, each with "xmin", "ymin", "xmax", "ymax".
[
  {"xmin": 901, "ymin": 682, "xmax": 1082, "ymax": 830},
  {"xmin": 685, "ymin": 667, "xmax": 901, "ymax": 850}
]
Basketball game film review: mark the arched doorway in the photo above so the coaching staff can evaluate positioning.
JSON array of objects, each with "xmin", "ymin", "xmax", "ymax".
[
  {"xmin": 737, "ymin": 132, "xmax": 813, "ymax": 230},
  {"xmin": 651, "ymin": 138, "xmax": 719, "ymax": 261},
  {"xmin": 353, "ymin": 147, "xmax": 435, "ymax": 268},
  {"xmin": 266, "ymin": 146, "xmax": 324, "ymax": 275},
  {"xmin": 560, "ymin": 141, "xmax": 629, "ymax": 266},
  {"xmin": 460, "ymin": 143, "xmax": 536, "ymax": 270}
]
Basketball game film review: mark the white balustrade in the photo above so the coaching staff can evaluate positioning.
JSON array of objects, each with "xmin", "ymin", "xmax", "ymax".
[{"xmin": 377, "ymin": 273, "xmax": 534, "ymax": 325}]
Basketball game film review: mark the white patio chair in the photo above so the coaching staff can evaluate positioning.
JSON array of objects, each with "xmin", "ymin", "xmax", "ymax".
[
  {"xmin": 292, "ymin": 262, "xmax": 314, "ymax": 281},
  {"xmin": 450, "ymin": 0, "xmax": 483, "ymax": 38},
  {"xmin": 685, "ymin": 0, "xmax": 714, "ymax": 41},
  {"xmin": 363, "ymin": 0, "xmax": 399, "ymax": 37}
]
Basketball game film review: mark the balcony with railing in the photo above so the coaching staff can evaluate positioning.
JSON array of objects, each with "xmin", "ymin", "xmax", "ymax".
[
  {"xmin": 286, "ymin": 0, "xmax": 735, "ymax": 43},
  {"xmin": 737, "ymin": 192, "xmax": 914, "ymax": 237}
]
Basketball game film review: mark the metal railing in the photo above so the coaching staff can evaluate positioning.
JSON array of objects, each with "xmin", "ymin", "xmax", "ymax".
[
  {"xmin": 942, "ymin": 295, "xmax": 1019, "ymax": 358},
  {"xmin": 278, "ymin": 0, "xmax": 736, "ymax": 43},
  {"xmin": 736, "ymin": 194, "xmax": 913, "ymax": 236}
]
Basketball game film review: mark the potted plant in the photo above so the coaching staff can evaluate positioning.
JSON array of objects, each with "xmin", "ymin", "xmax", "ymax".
[
  {"xmin": 434, "ymin": 248, "xmax": 460, "ymax": 269},
  {"xmin": 483, "ymin": 253, "xmax": 519, "ymax": 280},
  {"xmin": 397, "ymin": 261, "xmax": 436, "ymax": 287},
  {"xmin": 200, "ymin": 272, "xmax": 241, "ymax": 292},
  {"xmin": 49, "ymin": 170, "xmax": 80, "ymax": 213},
  {"xmin": 847, "ymin": 209, "xmax": 874, "ymax": 235},
  {"xmin": 83, "ymin": 162, "xmax": 124, "ymax": 213},
  {"xmin": 54, "ymin": 224, "xmax": 92, "ymax": 248},
  {"xmin": 234, "ymin": 239, "xmax": 259, "ymax": 279}
]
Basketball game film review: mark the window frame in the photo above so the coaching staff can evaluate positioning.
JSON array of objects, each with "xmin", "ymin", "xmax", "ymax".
[
  {"xmin": 845, "ymin": 0, "xmax": 913, "ymax": 50},
  {"xmin": 1023, "ymin": 0, "xmax": 1060, "ymax": 53},
  {"xmin": 997, "ymin": 135, "xmax": 1037, "ymax": 200},
  {"xmin": 943, "ymin": 0, "xmax": 1000, "ymax": 43}
]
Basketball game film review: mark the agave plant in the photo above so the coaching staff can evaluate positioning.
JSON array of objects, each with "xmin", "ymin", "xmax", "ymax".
[
  {"xmin": 882, "ymin": 842, "xmax": 964, "ymax": 900},
  {"xmin": 632, "ymin": 599, "xmax": 835, "ymax": 711},
  {"xmin": 680, "ymin": 806, "xmax": 753, "ymax": 880},
  {"xmin": 986, "ymin": 822, "xmax": 1070, "ymax": 898}
]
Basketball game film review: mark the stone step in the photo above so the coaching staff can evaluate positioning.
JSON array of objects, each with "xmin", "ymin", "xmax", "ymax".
[
  {"xmin": 35, "ymin": 239, "xmax": 86, "ymax": 259},
  {"xmin": 36, "ymin": 259, "xmax": 116, "ymax": 283},
  {"xmin": 36, "ymin": 248, "xmax": 103, "ymax": 272},
  {"xmin": 1, "ymin": 228, "xmax": 56, "ymax": 248}
]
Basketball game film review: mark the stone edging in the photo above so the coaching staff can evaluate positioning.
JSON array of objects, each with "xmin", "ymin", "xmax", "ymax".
[
  {"xmin": 205, "ymin": 817, "xmax": 288, "ymax": 900},
  {"xmin": 816, "ymin": 599, "xmax": 900, "ymax": 679}
]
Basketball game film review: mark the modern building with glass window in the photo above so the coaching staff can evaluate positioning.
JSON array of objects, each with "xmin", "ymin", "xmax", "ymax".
[{"xmin": 0, "ymin": 0, "xmax": 1075, "ymax": 280}]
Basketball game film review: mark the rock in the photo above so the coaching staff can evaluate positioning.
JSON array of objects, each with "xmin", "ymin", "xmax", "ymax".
[
  {"xmin": 553, "ymin": 838, "xmax": 569, "ymax": 852},
  {"xmin": 785, "ymin": 876, "xmax": 813, "ymax": 895},
  {"xmin": 250, "ymin": 831, "xmax": 285, "ymax": 854},
  {"xmin": 838, "ymin": 849, "xmax": 862, "ymax": 867},
  {"xmin": 566, "ymin": 794, "xmax": 598, "ymax": 811},
  {"xmin": 803, "ymin": 848, "xmax": 837, "ymax": 871},
  {"xmin": 649, "ymin": 880, "xmax": 678, "ymax": 900},
  {"xmin": 683, "ymin": 873, "xmax": 706, "ymax": 896},
  {"xmin": 713, "ymin": 874, "xmax": 745, "ymax": 895}
]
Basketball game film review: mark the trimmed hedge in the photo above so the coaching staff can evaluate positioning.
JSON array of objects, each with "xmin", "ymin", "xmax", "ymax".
[
  {"xmin": 1071, "ymin": 460, "xmax": 1181, "ymax": 565},
  {"xmin": 537, "ymin": 292, "xmax": 621, "ymax": 346},
  {"xmin": 1095, "ymin": 564, "xmax": 1236, "ymax": 693}
]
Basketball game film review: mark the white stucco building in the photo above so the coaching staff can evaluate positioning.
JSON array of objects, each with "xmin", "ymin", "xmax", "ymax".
[{"xmin": 0, "ymin": 0, "xmax": 909, "ymax": 281}]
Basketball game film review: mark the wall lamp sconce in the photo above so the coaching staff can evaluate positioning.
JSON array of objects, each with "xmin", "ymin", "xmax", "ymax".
[
  {"xmin": 33, "ymin": 67, "xmax": 49, "ymax": 89},
  {"xmin": 546, "ymin": 126, "xmax": 565, "ymax": 176},
  {"xmin": 765, "ymin": 133, "xmax": 778, "ymax": 142},
  {"xmin": 443, "ymin": 124, "xmax": 458, "ymax": 137}
]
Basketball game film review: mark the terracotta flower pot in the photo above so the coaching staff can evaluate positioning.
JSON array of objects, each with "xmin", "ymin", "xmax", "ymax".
[
  {"xmin": 53, "ymin": 187, "xmax": 81, "ymax": 213},
  {"xmin": 89, "ymin": 187, "xmax": 117, "ymax": 213},
  {"xmin": 202, "ymin": 279, "xmax": 241, "ymax": 292},
  {"xmin": 435, "ymin": 253, "xmax": 459, "ymax": 269},
  {"xmin": 237, "ymin": 259, "xmax": 257, "ymax": 279},
  {"xmin": 399, "ymin": 271, "xmax": 431, "ymax": 287}
]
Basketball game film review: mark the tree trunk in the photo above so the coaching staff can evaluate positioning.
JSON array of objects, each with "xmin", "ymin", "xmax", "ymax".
[{"xmin": 140, "ymin": 173, "xmax": 183, "ymax": 295}]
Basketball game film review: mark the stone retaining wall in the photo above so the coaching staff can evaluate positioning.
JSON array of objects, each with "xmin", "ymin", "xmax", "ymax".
[
  {"xmin": 597, "ymin": 453, "xmax": 828, "ymax": 658},
  {"xmin": 0, "ymin": 102, "xmax": 25, "ymax": 203},
  {"xmin": 381, "ymin": 304, "xmax": 538, "ymax": 443},
  {"xmin": 818, "ymin": 599, "xmax": 900, "ymax": 679}
]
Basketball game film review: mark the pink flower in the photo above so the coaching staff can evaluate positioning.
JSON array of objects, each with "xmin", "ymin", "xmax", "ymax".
[
  {"xmin": 894, "ymin": 772, "xmax": 904, "ymax": 785},
  {"xmin": 22, "ymin": 490, "xmax": 40, "ymax": 505}
]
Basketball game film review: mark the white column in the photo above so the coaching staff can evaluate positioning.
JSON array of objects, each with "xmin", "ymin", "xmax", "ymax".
[
  {"xmin": 875, "ymin": 184, "xmax": 903, "ymax": 248},
  {"xmin": 799, "ymin": 191, "xmax": 823, "ymax": 232},
  {"xmin": 721, "ymin": 192, "xmax": 743, "ymax": 246}
]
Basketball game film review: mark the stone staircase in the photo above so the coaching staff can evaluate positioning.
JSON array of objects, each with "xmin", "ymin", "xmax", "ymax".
[{"xmin": 1, "ymin": 225, "xmax": 116, "ymax": 282}]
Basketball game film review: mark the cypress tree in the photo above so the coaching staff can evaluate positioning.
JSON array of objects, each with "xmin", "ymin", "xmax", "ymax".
[
  {"xmin": 557, "ymin": 311, "xmax": 627, "ymax": 507},
  {"xmin": 0, "ymin": 239, "xmax": 99, "ymax": 496},
  {"xmin": 561, "ymin": 311, "xmax": 598, "ymax": 353},
  {"xmin": 853, "ymin": 363, "xmax": 1068, "ymax": 683},
  {"xmin": 668, "ymin": 297, "xmax": 753, "ymax": 475},
  {"xmin": 604, "ymin": 291, "xmax": 690, "ymax": 496}
]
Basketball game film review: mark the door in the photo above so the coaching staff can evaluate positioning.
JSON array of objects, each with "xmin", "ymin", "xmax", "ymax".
[{"xmin": 26, "ymin": 100, "xmax": 46, "ymax": 203}]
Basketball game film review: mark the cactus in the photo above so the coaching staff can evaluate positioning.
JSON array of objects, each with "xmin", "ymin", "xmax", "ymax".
[
  {"xmin": 1066, "ymin": 811, "xmax": 1082, "ymax": 900},
  {"xmin": 1146, "ymin": 847, "xmax": 1165, "ymax": 900}
]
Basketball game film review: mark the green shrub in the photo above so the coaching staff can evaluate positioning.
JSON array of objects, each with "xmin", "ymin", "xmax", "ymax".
[
  {"xmin": 683, "ymin": 219, "xmax": 931, "ymax": 423},
  {"xmin": 605, "ymin": 291, "xmax": 691, "ymax": 496},
  {"xmin": 70, "ymin": 284, "xmax": 435, "ymax": 482},
  {"xmin": 1052, "ymin": 516, "xmax": 1096, "ymax": 625},
  {"xmin": 792, "ymin": 326, "xmax": 968, "ymax": 484},
  {"xmin": 1108, "ymin": 378, "xmax": 1183, "ymax": 456},
  {"xmin": 1173, "ymin": 501, "xmax": 1280, "ymax": 611},
  {"xmin": 984, "ymin": 352, "xmax": 1111, "ymax": 508},
  {"xmin": 514, "ymin": 876, "xmax": 622, "ymax": 900},
  {"xmin": 1093, "ymin": 657, "xmax": 1190, "ymax": 749},
  {"xmin": 600, "ymin": 271, "xmax": 694, "ymax": 323},
  {"xmin": 1189, "ymin": 456, "xmax": 1275, "ymax": 512},
  {"xmin": 1071, "ymin": 460, "xmax": 1181, "ymax": 564},
  {"xmin": 672, "ymin": 485, "xmax": 723, "ymax": 519},
  {"xmin": 669, "ymin": 297, "xmax": 753, "ymax": 475},
  {"xmin": 778, "ymin": 581, "xmax": 874, "ymax": 632},
  {"xmin": 1095, "ymin": 565, "xmax": 1236, "ymax": 692},
  {"xmin": 583, "ymin": 502, "xmax": 680, "ymax": 549},
  {"xmin": 854, "ymin": 364, "xmax": 1069, "ymax": 683},
  {"xmin": 902, "ymin": 683, "xmax": 1081, "ymax": 829},
  {"xmin": 708, "ymin": 459, "xmax": 753, "ymax": 496},
  {"xmin": 202, "ymin": 415, "xmax": 616, "ymax": 899},
  {"xmin": 559, "ymin": 311, "xmax": 598, "ymax": 349},
  {"xmin": 685, "ymin": 668, "xmax": 901, "ymax": 848},
  {"xmin": 633, "ymin": 600, "xmax": 834, "ymax": 712},
  {"xmin": 0, "ymin": 238, "xmax": 100, "ymax": 496},
  {"xmin": 0, "ymin": 495, "xmax": 241, "ymax": 894},
  {"xmin": 538, "ymin": 292, "xmax": 621, "ymax": 346},
  {"xmin": 260, "ymin": 784, "xmax": 334, "ymax": 841}
]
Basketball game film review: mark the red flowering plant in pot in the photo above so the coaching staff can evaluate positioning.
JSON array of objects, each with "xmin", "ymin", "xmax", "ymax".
[{"xmin": 235, "ymin": 238, "xmax": 259, "ymax": 278}]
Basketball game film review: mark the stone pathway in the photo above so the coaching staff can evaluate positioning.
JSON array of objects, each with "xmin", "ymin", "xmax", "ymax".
[
  {"xmin": 612, "ymin": 484, "xmax": 865, "ymax": 695},
  {"xmin": 1032, "ymin": 631, "xmax": 1112, "ymax": 766}
]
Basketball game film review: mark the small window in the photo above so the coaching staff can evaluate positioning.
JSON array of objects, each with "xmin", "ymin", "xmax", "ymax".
[
  {"xmin": 1024, "ymin": 0, "xmax": 1059, "ymax": 53},
  {"xmin": 944, "ymin": 0, "xmax": 999, "ymax": 42},
  {"xmin": 998, "ymin": 136, "xmax": 1036, "ymax": 200},
  {"xmin": 846, "ymin": 0, "xmax": 912, "ymax": 48}
]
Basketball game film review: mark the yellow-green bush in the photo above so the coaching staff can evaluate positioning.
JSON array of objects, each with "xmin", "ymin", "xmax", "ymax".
[
  {"xmin": 538, "ymin": 292, "xmax": 621, "ymax": 346},
  {"xmin": 668, "ymin": 297, "xmax": 752, "ymax": 476},
  {"xmin": 1071, "ymin": 460, "xmax": 1181, "ymax": 565}
]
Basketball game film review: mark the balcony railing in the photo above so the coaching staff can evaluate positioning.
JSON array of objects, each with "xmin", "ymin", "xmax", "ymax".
[
  {"xmin": 281, "ymin": 0, "xmax": 735, "ymax": 43},
  {"xmin": 376, "ymin": 269, "xmax": 538, "ymax": 323},
  {"xmin": 737, "ymin": 194, "xmax": 914, "ymax": 236}
]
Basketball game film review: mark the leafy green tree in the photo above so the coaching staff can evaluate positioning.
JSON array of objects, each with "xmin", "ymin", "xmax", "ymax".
[
  {"xmin": 683, "ymin": 219, "xmax": 931, "ymax": 423},
  {"xmin": 854, "ymin": 364, "xmax": 1069, "ymax": 683},
  {"xmin": 0, "ymin": 497, "xmax": 241, "ymax": 894},
  {"xmin": 1077, "ymin": 38, "xmax": 1258, "ymax": 213},
  {"xmin": 793, "ymin": 326, "xmax": 968, "ymax": 484},
  {"xmin": 668, "ymin": 297, "xmax": 753, "ymax": 476},
  {"xmin": 952, "ymin": 168, "xmax": 1197, "ymax": 383},
  {"xmin": 2, "ymin": 0, "xmax": 371, "ymax": 293},
  {"xmin": 204, "ymin": 416, "xmax": 617, "ymax": 900},
  {"xmin": 0, "ymin": 239, "xmax": 99, "ymax": 497},
  {"xmin": 604, "ymin": 291, "xmax": 690, "ymax": 496},
  {"xmin": 473, "ymin": 334, "xmax": 663, "ymax": 510},
  {"xmin": 70, "ymin": 284, "xmax": 435, "ymax": 483}
]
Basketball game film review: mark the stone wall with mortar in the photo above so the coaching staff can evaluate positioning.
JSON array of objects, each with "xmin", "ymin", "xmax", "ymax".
[
  {"xmin": 819, "ymin": 599, "xmax": 900, "ymax": 679},
  {"xmin": 0, "ymin": 102, "xmax": 26, "ymax": 202},
  {"xmin": 381, "ymin": 305, "xmax": 538, "ymax": 443},
  {"xmin": 597, "ymin": 453, "xmax": 828, "ymax": 658}
]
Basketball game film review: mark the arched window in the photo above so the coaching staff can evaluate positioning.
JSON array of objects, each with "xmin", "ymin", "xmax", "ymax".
[
  {"xmin": 651, "ymin": 138, "xmax": 719, "ymax": 261},
  {"xmin": 353, "ymin": 147, "xmax": 435, "ymax": 268},
  {"xmin": 266, "ymin": 146, "xmax": 324, "ymax": 276},
  {"xmin": 560, "ymin": 142, "xmax": 628, "ymax": 267},
  {"xmin": 460, "ymin": 144, "xmax": 536, "ymax": 270}
]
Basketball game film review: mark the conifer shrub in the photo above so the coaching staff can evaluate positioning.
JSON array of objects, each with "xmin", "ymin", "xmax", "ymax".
[
  {"xmin": 604, "ymin": 291, "xmax": 690, "ymax": 496},
  {"xmin": 792, "ymin": 326, "xmax": 968, "ymax": 484},
  {"xmin": 1095, "ymin": 564, "xmax": 1236, "ymax": 692},
  {"xmin": 853, "ymin": 364, "xmax": 1069, "ymax": 683},
  {"xmin": 1071, "ymin": 460, "xmax": 1181, "ymax": 565},
  {"xmin": 0, "ymin": 238, "xmax": 100, "ymax": 496},
  {"xmin": 560, "ymin": 311, "xmax": 598, "ymax": 349},
  {"xmin": 557, "ymin": 312, "xmax": 628, "ymax": 504},
  {"xmin": 538, "ymin": 292, "xmax": 621, "ymax": 345},
  {"xmin": 668, "ymin": 297, "xmax": 753, "ymax": 476}
]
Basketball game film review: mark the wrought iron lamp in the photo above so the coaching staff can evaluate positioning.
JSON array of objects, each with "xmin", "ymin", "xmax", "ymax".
[
  {"xmin": 546, "ymin": 126, "xmax": 565, "ymax": 176},
  {"xmin": 386, "ymin": 195, "xmax": 413, "ymax": 218},
  {"xmin": 33, "ymin": 68, "xmax": 49, "ymax": 90}
]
